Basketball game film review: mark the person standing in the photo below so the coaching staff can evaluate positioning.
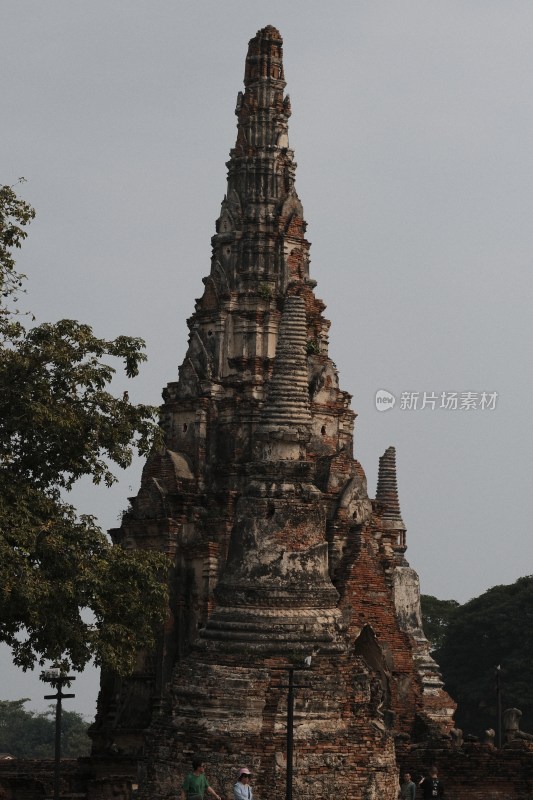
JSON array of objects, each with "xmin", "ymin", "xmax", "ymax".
[
  {"xmin": 233, "ymin": 767, "xmax": 253, "ymax": 800},
  {"xmin": 399, "ymin": 772, "xmax": 416, "ymax": 800},
  {"xmin": 180, "ymin": 758, "xmax": 221, "ymax": 800},
  {"xmin": 420, "ymin": 766, "xmax": 444, "ymax": 799}
]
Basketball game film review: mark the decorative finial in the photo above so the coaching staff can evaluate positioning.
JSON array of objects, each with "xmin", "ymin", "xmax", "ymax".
[{"xmin": 244, "ymin": 26, "xmax": 285, "ymax": 87}]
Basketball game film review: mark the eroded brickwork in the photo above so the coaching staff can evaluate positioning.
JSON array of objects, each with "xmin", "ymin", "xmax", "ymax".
[
  {"xmin": 396, "ymin": 739, "xmax": 533, "ymax": 800},
  {"xmin": 89, "ymin": 25, "xmax": 457, "ymax": 800}
]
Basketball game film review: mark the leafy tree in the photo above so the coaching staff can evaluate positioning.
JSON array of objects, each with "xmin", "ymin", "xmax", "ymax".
[
  {"xmin": 420, "ymin": 594, "xmax": 460, "ymax": 651},
  {"xmin": 0, "ymin": 180, "xmax": 35, "ymax": 307},
  {"xmin": 0, "ymin": 698, "xmax": 90, "ymax": 758},
  {"xmin": 0, "ymin": 182, "xmax": 168, "ymax": 675},
  {"xmin": 433, "ymin": 576, "xmax": 533, "ymax": 736}
]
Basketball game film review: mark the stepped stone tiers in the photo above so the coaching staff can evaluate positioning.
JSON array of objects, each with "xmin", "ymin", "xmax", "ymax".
[
  {"xmin": 88, "ymin": 26, "xmax": 455, "ymax": 800},
  {"xmin": 376, "ymin": 446, "xmax": 406, "ymax": 548}
]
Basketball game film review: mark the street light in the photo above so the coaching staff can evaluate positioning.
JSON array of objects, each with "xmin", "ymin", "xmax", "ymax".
[
  {"xmin": 495, "ymin": 665, "xmax": 502, "ymax": 748},
  {"xmin": 276, "ymin": 656, "xmax": 313, "ymax": 800},
  {"xmin": 286, "ymin": 667, "xmax": 295, "ymax": 800},
  {"xmin": 42, "ymin": 669, "xmax": 76, "ymax": 800}
]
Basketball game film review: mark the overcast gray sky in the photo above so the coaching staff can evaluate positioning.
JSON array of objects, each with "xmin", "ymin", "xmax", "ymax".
[{"xmin": 3, "ymin": 1, "xmax": 532, "ymax": 717}]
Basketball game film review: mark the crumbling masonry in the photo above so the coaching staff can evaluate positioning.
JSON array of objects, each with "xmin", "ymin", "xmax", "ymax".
[{"xmin": 89, "ymin": 26, "xmax": 456, "ymax": 800}]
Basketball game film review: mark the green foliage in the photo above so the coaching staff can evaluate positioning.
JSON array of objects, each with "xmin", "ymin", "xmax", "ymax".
[
  {"xmin": 0, "ymin": 180, "xmax": 35, "ymax": 308},
  {"xmin": 306, "ymin": 338, "xmax": 319, "ymax": 355},
  {"xmin": 258, "ymin": 282, "xmax": 272, "ymax": 301},
  {"xmin": 0, "ymin": 183, "xmax": 168, "ymax": 675},
  {"xmin": 0, "ymin": 698, "xmax": 90, "ymax": 758},
  {"xmin": 1, "ymin": 319, "xmax": 156, "ymax": 491},
  {"xmin": 432, "ymin": 577, "xmax": 533, "ymax": 735},
  {"xmin": 420, "ymin": 595, "xmax": 460, "ymax": 651}
]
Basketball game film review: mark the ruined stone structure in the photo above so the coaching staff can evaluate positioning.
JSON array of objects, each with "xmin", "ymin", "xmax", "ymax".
[{"xmin": 89, "ymin": 26, "xmax": 457, "ymax": 800}]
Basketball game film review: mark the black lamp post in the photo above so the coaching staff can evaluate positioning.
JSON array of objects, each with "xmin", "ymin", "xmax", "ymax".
[
  {"xmin": 286, "ymin": 667, "xmax": 295, "ymax": 800},
  {"xmin": 42, "ymin": 669, "xmax": 76, "ymax": 800},
  {"xmin": 495, "ymin": 665, "xmax": 502, "ymax": 748},
  {"xmin": 279, "ymin": 656, "xmax": 313, "ymax": 800}
]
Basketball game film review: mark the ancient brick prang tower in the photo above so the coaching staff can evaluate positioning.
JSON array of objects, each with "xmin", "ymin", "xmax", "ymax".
[{"xmin": 89, "ymin": 26, "xmax": 455, "ymax": 800}]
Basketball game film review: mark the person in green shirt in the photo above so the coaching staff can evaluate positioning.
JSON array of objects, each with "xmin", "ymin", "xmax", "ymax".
[{"xmin": 180, "ymin": 758, "xmax": 221, "ymax": 800}]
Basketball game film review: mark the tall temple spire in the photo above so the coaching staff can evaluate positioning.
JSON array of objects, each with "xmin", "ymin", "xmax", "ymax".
[
  {"xmin": 238, "ymin": 25, "xmax": 287, "ymax": 149},
  {"xmin": 93, "ymin": 28, "xmax": 457, "ymax": 800},
  {"xmin": 209, "ymin": 25, "xmax": 309, "ymax": 295}
]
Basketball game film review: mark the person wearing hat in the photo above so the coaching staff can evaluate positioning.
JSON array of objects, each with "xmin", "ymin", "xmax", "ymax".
[{"xmin": 233, "ymin": 767, "xmax": 253, "ymax": 800}]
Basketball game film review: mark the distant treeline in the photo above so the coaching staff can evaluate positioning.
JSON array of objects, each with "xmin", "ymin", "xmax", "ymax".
[
  {"xmin": 0, "ymin": 699, "xmax": 90, "ymax": 758},
  {"xmin": 421, "ymin": 575, "xmax": 533, "ymax": 736}
]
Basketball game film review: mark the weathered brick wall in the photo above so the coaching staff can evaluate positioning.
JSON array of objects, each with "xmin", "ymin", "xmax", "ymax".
[
  {"xmin": 396, "ymin": 740, "xmax": 533, "ymax": 800},
  {"xmin": 335, "ymin": 523, "xmax": 433, "ymax": 735},
  {"xmin": 0, "ymin": 758, "xmax": 91, "ymax": 800},
  {"xmin": 141, "ymin": 654, "xmax": 399, "ymax": 800}
]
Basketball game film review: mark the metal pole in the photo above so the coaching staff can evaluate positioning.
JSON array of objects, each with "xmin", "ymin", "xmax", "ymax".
[
  {"xmin": 495, "ymin": 666, "xmax": 502, "ymax": 748},
  {"xmin": 54, "ymin": 681, "xmax": 63, "ymax": 800},
  {"xmin": 286, "ymin": 667, "xmax": 294, "ymax": 800},
  {"xmin": 44, "ymin": 673, "xmax": 75, "ymax": 800}
]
